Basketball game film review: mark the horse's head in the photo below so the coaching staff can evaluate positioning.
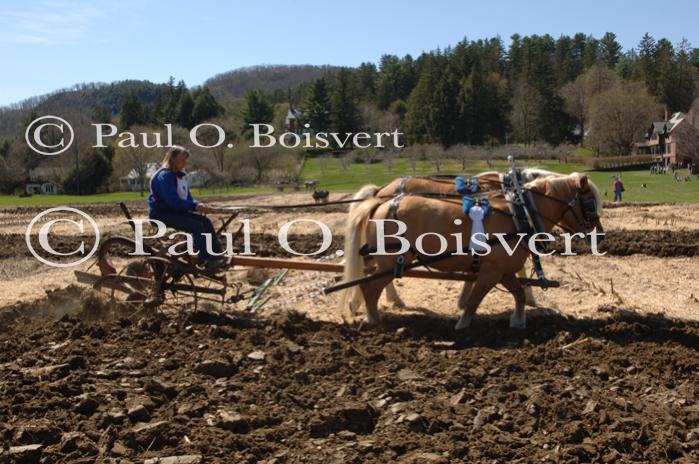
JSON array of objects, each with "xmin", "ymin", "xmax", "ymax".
[
  {"xmin": 556, "ymin": 173, "xmax": 604, "ymax": 239},
  {"xmin": 528, "ymin": 173, "xmax": 603, "ymax": 240}
]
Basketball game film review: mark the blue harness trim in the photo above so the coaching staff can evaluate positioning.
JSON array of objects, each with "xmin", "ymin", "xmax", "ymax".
[
  {"xmin": 455, "ymin": 176, "xmax": 490, "ymax": 217},
  {"xmin": 455, "ymin": 176, "xmax": 478, "ymax": 195}
]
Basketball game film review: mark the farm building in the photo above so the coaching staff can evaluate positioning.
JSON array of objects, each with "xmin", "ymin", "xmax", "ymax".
[
  {"xmin": 284, "ymin": 107, "xmax": 303, "ymax": 133},
  {"xmin": 635, "ymin": 108, "xmax": 699, "ymax": 167},
  {"xmin": 25, "ymin": 166, "xmax": 65, "ymax": 195}
]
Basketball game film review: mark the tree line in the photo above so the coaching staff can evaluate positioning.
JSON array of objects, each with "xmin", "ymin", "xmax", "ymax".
[
  {"xmin": 2, "ymin": 32, "xmax": 699, "ymax": 194},
  {"xmin": 245, "ymin": 32, "xmax": 698, "ymax": 154}
]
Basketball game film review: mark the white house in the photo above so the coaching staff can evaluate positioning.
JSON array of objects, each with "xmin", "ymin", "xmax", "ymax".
[
  {"xmin": 25, "ymin": 166, "xmax": 64, "ymax": 195},
  {"xmin": 119, "ymin": 163, "xmax": 160, "ymax": 192},
  {"xmin": 285, "ymin": 107, "xmax": 303, "ymax": 133}
]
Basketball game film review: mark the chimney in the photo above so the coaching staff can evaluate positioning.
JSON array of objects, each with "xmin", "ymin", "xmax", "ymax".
[{"xmin": 664, "ymin": 106, "xmax": 669, "ymax": 122}]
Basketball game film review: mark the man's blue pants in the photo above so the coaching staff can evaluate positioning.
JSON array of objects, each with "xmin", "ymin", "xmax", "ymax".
[{"xmin": 149, "ymin": 210, "xmax": 222, "ymax": 261}]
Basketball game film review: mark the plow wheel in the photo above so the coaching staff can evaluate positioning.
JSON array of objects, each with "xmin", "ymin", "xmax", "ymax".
[
  {"xmin": 93, "ymin": 236, "xmax": 167, "ymax": 313},
  {"xmin": 93, "ymin": 236, "xmax": 230, "ymax": 314}
]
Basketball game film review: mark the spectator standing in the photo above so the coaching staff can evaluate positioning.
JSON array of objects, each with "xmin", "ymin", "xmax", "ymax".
[{"xmin": 613, "ymin": 176, "xmax": 624, "ymax": 202}]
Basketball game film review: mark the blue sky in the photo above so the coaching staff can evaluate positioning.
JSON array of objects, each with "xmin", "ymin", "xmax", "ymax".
[{"xmin": 1, "ymin": 0, "xmax": 698, "ymax": 106}]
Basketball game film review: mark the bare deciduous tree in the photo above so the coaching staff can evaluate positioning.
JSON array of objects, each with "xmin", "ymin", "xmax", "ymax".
[
  {"xmin": 424, "ymin": 144, "xmax": 444, "ymax": 173},
  {"xmin": 673, "ymin": 121, "xmax": 699, "ymax": 172},
  {"xmin": 560, "ymin": 64, "xmax": 618, "ymax": 147},
  {"xmin": 510, "ymin": 79, "xmax": 542, "ymax": 146},
  {"xmin": 588, "ymin": 81, "xmax": 659, "ymax": 156}
]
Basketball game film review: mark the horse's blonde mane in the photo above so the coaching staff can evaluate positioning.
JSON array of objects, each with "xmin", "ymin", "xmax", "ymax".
[
  {"xmin": 527, "ymin": 172, "xmax": 602, "ymax": 216},
  {"xmin": 521, "ymin": 168, "xmax": 563, "ymax": 181}
]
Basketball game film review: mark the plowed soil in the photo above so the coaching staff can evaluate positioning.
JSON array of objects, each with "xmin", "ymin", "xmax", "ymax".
[
  {"xmin": 2, "ymin": 199, "xmax": 699, "ymax": 463},
  {"xmin": 0, "ymin": 289, "xmax": 698, "ymax": 463}
]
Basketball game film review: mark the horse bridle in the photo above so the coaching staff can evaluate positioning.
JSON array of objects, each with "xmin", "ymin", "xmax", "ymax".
[{"xmin": 527, "ymin": 186, "xmax": 599, "ymax": 233}]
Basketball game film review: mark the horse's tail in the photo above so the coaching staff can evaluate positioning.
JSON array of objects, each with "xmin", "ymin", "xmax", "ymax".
[
  {"xmin": 340, "ymin": 195, "xmax": 383, "ymax": 316},
  {"xmin": 349, "ymin": 184, "xmax": 380, "ymax": 213}
]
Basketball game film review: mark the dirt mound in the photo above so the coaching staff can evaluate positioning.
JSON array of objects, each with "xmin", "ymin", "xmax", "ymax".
[
  {"xmin": 0, "ymin": 303, "xmax": 697, "ymax": 463},
  {"xmin": 554, "ymin": 229, "xmax": 699, "ymax": 257},
  {"xmin": 0, "ymin": 285, "xmax": 133, "ymax": 327}
]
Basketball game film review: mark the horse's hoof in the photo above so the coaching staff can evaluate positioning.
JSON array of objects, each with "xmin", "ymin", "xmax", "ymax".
[
  {"xmin": 509, "ymin": 313, "xmax": 527, "ymax": 329},
  {"xmin": 392, "ymin": 298, "xmax": 406, "ymax": 309},
  {"xmin": 454, "ymin": 315, "xmax": 471, "ymax": 331}
]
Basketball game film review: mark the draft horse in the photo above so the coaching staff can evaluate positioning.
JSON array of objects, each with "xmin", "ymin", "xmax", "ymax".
[
  {"xmin": 340, "ymin": 173, "xmax": 603, "ymax": 329},
  {"xmin": 349, "ymin": 169, "xmax": 602, "ymax": 310}
]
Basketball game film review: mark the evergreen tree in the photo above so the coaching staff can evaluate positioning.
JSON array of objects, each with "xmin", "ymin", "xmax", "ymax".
[
  {"xmin": 660, "ymin": 39, "xmax": 699, "ymax": 112},
  {"xmin": 459, "ymin": 66, "xmax": 508, "ymax": 144},
  {"xmin": 330, "ymin": 69, "xmax": 361, "ymax": 135},
  {"xmin": 356, "ymin": 62, "xmax": 378, "ymax": 100},
  {"xmin": 599, "ymin": 32, "xmax": 622, "ymax": 69},
  {"xmin": 176, "ymin": 91, "xmax": 194, "ymax": 129},
  {"xmin": 191, "ymin": 87, "xmax": 224, "ymax": 125},
  {"xmin": 161, "ymin": 76, "xmax": 179, "ymax": 123},
  {"xmin": 62, "ymin": 146, "xmax": 113, "ymax": 195},
  {"xmin": 92, "ymin": 105, "xmax": 112, "ymax": 124},
  {"xmin": 432, "ymin": 63, "xmax": 460, "ymax": 147},
  {"xmin": 404, "ymin": 55, "xmax": 442, "ymax": 144},
  {"xmin": 120, "ymin": 90, "xmax": 144, "ymax": 129},
  {"xmin": 376, "ymin": 55, "xmax": 402, "ymax": 109},
  {"xmin": 582, "ymin": 37, "xmax": 600, "ymax": 69},
  {"xmin": 303, "ymin": 77, "xmax": 331, "ymax": 132},
  {"xmin": 241, "ymin": 90, "xmax": 274, "ymax": 137},
  {"xmin": 638, "ymin": 33, "xmax": 658, "ymax": 95}
]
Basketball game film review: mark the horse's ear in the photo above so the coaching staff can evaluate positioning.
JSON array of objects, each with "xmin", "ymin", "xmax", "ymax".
[{"xmin": 578, "ymin": 174, "xmax": 588, "ymax": 188}]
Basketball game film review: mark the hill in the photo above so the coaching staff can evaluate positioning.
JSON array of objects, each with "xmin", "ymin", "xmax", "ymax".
[
  {"xmin": 0, "ymin": 64, "xmax": 339, "ymax": 138},
  {"xmin": 203, "ymin": 64, "xmax": 340, "ymax": 106}
]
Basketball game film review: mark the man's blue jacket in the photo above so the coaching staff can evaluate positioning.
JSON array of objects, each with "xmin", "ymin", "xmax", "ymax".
[{"xmin": 148, "ymin": 168, "xmax": 199, "ymax": 215}]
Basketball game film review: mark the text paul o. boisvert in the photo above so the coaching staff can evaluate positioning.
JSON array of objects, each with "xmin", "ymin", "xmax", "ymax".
[{"xmin": 91, "ymin": 123, "xmax": 404, "ymax": 149}]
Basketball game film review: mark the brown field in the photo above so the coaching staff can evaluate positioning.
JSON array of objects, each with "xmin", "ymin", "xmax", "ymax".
[{"xmin": 1, "ymin": 195, "xmax": 698, "ymax": 463}]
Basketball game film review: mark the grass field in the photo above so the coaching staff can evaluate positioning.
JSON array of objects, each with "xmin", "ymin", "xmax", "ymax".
[
  {"xmin": 300, "ymin": 157, "xmax": 699, "ymax": 203},
  {"xmin": 1, "ymin": 157, "xmax": 697, "ymax": 206}
]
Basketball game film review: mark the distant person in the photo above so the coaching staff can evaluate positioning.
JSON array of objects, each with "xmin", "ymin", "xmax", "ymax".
[
  {"xmin": 148, "ymin": 145, "xmax": 227, "ymax": 273},
  {"xmin": 613, "ymin": 176, "xmax": 624, "ymax": 202}
]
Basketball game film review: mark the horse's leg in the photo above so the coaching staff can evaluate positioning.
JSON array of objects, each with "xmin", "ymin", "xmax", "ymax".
[
  {"xmin": 455, "ymin": 271, "xmax": 501, "ymax": 330},
  {"xmin": 517, "ymin": 266, "xmax": 538, "ymax": 307},
  {"xmin": 501, "ymin": 273, "xmax": 526, "ymax": 329},
  {"xmin": 384, "ymin": 282, "xmax": 406, "ymax": 308},
  {"xmin": 360, "ymin": 276, "xmax": 392, "ymax": 326},
  {"xmin": 457, "ymin": 281, "xmax": 474, "ymax": 310}
]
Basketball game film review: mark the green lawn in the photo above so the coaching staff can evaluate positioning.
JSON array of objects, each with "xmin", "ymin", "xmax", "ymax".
[
  {"xmin": 2, "ymin": 157, "xmax": 697, "ymax": 206},
  {"xmin": 302, "ymin": 157, "xmax": 699, "ymax": 203}
]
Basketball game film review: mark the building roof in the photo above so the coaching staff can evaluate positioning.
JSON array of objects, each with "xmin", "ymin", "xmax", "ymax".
[
  {"xmin": 28, "ymin": 166, "xmax": 66, "ymax": 182},
  {"xmin": 649, "ymin": 113, "xmax": 687, "ymax": 136}
]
